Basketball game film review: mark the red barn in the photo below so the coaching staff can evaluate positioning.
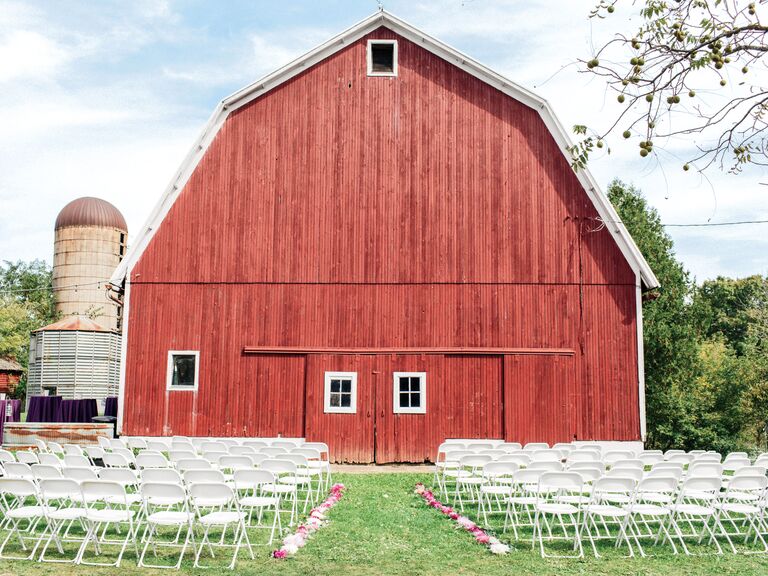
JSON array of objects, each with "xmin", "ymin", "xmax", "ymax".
[
  {"xmin": 111, "ymin": 11, "xmax": 658, "ymax": 463},
  {"xmin": 0, "ymin": 358, "xmax": 23, "ymax": 396}
]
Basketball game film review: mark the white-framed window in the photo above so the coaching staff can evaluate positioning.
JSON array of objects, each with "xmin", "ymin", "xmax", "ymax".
[
  {"xmin": 367, "ymin": 39, "xmax": 398, "ymax": 77},
  {"xmin": 393, "ymin": 372, "xmax": 426, "ymax": 414},
  {"xmin": 324, "ymin": 372, "xmax": 357, "ymax": 414},
  {"xmin": 166, "ymin": 351, "xmax": 199, "ymax": 391}
]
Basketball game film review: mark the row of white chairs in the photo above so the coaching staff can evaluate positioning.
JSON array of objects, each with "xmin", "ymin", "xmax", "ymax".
[{"xmin": 438, "ymin": 453, "xmax": 768, "ymax": 557}]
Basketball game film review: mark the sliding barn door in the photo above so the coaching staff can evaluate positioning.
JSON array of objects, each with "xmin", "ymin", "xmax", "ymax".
[{"xmin": 303, "ymin": 354, "xmax": 376, "ymax": 463}]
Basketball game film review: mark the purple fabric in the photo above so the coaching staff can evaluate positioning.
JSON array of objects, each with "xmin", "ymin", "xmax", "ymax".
[
  {"xmin": 0, "ymin": 399, "xmax": 20, "ymax": 444},
  {"xmin": 104, "ymin": 396, "xmax": 118, "ymax": 418},
  {"xmin": 56, "ymin": 399, "xmax": 98, "ymax": 423},
  {"xmin": 26, "ymin": 395, "xmax": 63, "ymax": 423}
]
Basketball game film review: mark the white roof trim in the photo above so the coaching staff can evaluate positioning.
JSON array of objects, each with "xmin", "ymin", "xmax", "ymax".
[{"xmin": 111, "ymin": 10, "xmax": 658, "ymax": 290}]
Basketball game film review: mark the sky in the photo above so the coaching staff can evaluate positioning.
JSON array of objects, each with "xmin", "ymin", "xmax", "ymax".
[{"xmin": 1, "ymin": 0, "xmax": 767, "ymax": 282}]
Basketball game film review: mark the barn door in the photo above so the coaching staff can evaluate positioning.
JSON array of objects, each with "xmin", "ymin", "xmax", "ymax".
[
  {"xmin": 303, "ymin": 354, "xmax": 376, "ymax": 463},
  {"xmin": 502, "ymin": 354, "xmax": 578, "ymax": 445},
  {"xmin": 374, "ymin": 355, "xmax": 504, "ymax": 464}
]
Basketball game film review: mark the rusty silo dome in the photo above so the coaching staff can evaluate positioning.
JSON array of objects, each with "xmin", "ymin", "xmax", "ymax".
[{"xmin": 55, "ymin": 197, "xmax": 127, "ymax": 231}]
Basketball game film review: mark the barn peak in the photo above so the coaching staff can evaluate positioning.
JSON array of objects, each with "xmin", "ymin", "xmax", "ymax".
[{"xmin": 111, "ymin": 10, "xmax": 658, "ymax": 291}]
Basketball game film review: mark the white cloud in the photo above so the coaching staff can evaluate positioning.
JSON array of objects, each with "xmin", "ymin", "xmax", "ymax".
[{"xmin": 0, "ymin": 30, "xmax": 70, "ymax": 82}]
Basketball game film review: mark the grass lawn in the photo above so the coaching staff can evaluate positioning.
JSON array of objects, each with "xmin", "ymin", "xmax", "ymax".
[{"xmin": 0, "ymin": 472, "xmax": 767, "ymax": 575}]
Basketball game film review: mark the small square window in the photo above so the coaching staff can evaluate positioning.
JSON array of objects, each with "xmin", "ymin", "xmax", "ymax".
[
  {"xmin": 393, "ymin": 372, "xmax": 426, "ymax": 414},
  {"xmin": 167, "ymin": 351, "xmax": 199, "ymax": 391},
  {"xmin": 324, "ymin": 372, "xmax": 357, "ymax": 414},
  {"xmin": 367, "ymin": 40, "xmax": 398, "ymax": 77}
]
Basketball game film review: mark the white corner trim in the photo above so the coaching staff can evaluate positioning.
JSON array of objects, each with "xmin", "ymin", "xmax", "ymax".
[
  {"xmin": 367, "ymin": 39, "xmax": 398, "ymax": 76},
  {"xmin": 110, "ymin": 9, "xmax": 658, "ymax": 291},
  {"xmin": 116, "ymin": 278, "xmax": 130, "ymax": 434},
  {"xmin": 323, "ymin": 371, "xmax": 358, "ymax": 414},
  {"xmin": 166, "ymin": 350, "xmax": 200, "ymax": 391},
  {"xmin": 636, "ymin": 275, "xmax": 647, "ymax": 440},
  {"xmin": 393, "ymin": 371, "xmax": 427, "ymax": 414}
]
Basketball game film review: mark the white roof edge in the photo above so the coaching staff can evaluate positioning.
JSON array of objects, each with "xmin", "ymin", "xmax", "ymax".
[{"xmin": 111, "ymin": 9, "xmax": 658, "ymax": 290}]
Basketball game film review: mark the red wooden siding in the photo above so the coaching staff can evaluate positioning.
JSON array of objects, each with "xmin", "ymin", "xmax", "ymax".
[
  {"xmin": 0, "ymin": 373, "xmax": 21, "ymax": 395},
  {"xmin": 122, "ymin": 25, "xmax": 642, "ymax": 460}
]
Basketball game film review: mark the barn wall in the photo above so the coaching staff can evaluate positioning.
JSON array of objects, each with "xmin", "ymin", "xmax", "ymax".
[
  {"xmin": 131, "ymin": 28, "xmax": 633, "ymax": 287},
  {"xmin": 123, "ymin": 26, "xmax": 641, "ymax": 459}
]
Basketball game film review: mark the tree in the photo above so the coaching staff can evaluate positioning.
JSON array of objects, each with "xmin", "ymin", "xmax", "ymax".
[
  {"xmin": 608, "ymin": 180, "xmax": 702, "ymax": 449},
  {"xmin": 693, "ymin": 275, "xmax": 768, "ymax": 355},
  {"xmin": 571, "ymin": 0, "xmax": 768, "ymax": 173},
  {"xmin": 0, "ymin": 260, "xmax": 58, "ymax": 397}
]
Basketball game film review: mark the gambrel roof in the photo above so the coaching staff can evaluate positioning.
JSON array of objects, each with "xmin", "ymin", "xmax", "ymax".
[{"xmin": 111, "ymin": 10, "xmax": 659, "ymax": 290}]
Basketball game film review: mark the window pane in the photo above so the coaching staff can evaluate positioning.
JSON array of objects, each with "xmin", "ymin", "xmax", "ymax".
[
  {"xmin": 330, "ymin": 394, "xmax": 340, "ymax": 407},
  {"xmin": 341, "ymin": 379, "xmax": 351, "ymax": 393},
  {"xmin": 331, "ymin": 379, "xmax": 341, "ymax": 393},
  {"xmin": 340, "ymin": 393, "xmax": 351, "ymax": 407},
  {"xmin": 172, "ymin": 355, "xmax": 196, "ymax": 387},
  {"xmin": 399, "ymin": 377, "xmax": 409, "ymax": 392},
  {"xmin": 410, "ymin": 378, "xmax": 420, "ymax": 392},
  {"xmin": 411, "ymin": 392, "xmax": 421, "ymax": 407},
  {"xmin": 399, "ymin": 392, "xmax": 410, "ymax": 407}
]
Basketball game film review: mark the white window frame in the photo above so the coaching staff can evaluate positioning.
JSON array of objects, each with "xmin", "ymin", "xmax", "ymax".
[
  {"xmin": 393, "ymin": 372, "xmax": 426, "ymax": 414},
  {"xmin": 324, "ymin": 371, "xmax": 358, "ymax": 414},
  {"xmin": 367, "ymin": 39, "xmax": 398, "ymax": 77},
  {"xmin": 166, "ymin": 350, "xmax": 200, "ymax": 391}
]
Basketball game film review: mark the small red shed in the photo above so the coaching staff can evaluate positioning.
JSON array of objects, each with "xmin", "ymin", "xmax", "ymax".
[
  {"xmin": 111, "ymin": 11, "xmax": 658, "ymax": 462},
  {"xmin": 0, "ymin": 358, "xmax": 24, "ymax": 396}
]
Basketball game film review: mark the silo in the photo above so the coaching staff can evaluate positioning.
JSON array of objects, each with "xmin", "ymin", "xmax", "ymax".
[{"xmin": 53, "ymin": 197, "xmax": 127, "ymax": 331}]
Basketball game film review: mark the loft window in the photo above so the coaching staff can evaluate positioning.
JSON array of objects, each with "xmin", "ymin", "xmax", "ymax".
[
  {"xmin": 393, "ymin": 372, "xmax": 426, "ymax": 414},
  {"xmin": 324, "ymin": 372, "xmax": 357, "ymax": 414},
  {"xmin": 167, "ymin": 351, "xmax": 199, "ymax": 391},
  {"xmin": 367, "ymin": 40, "xmax": 397, "ymax": 76},
  {"xmin": 119, "ymin": 232, "xmax": 126, "ymax": 258}
]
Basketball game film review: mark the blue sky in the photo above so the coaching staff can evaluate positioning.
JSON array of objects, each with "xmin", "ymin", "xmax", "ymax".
[{"xmin": 1, "ymin": 0, "xmax": 767, "ymax": 282}]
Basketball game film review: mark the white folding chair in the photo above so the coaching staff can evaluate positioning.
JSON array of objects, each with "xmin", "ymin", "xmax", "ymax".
[
  {"xmin": 136, "ymin": 452, "xmax": 171, "ymax": 470},
  {"xmin": 97, "ymin": 437, "xmax": 112, "ymax": 451},
  {"xmin": 498, "ymin": 442, "xmax": 523, "ymax": 452},
  {"xmin": 259, "ymin": 447, "xmax": 288, "ymax": 458},
  {"xmin": 184, "ymin": 469, "xmax": 227, "ymax": 486},
  {"xmin": 62, "ymin": 467, "xmax": 99, "ymax": 485},
  {"xmin": 84, "ymin": 446, "xmax": 106, "ymax": 466},
  {"xmin": 142, "ymin": 468, "xmax": 183, "ymax": 485},
  {"xmin": 189, "ymin": 482, "xmax": 254, "ymax": 569},
  {"xmin": 0, "ymin": 478, "xmax": 45, "ymax": 559},
  {"xmin": 260, "ymin": 459, "xmax": 299, "ymax": 526},
  {"xmin": 524, "ymin": 442, "xmax": 549, "ymax": 451},
  {"xmin": 147, "ymin": 440, "xmax": 171, "ymax": 452},
  {"xmin": 715, "ymin": 475, "xmax": 768, "ymax": 554},
  {"xmin": 126, "ymin": 438, "xmax": 148, "ymax": 450},
  {"xmin": 37, "ymin": 478, "xmax": 87, "ymax": 563},
  {"xmin": 31, "ymin": 464, "xmax": 63, "ymax": 481},
  {"xmin": 63, "ymin": 455, "xmax": 93, "ymax": 469},
  {"xmin": 76, "ymin": 480, "xmax": 138, "ymax": 567},
  {"xmin": 581, "ymin": 476, "xmax": 637, "ymax": 557},
  {"xmin": 272, "ymin": 440, "xmax": 299, "ymax": 450},
  {"xmin": 0, "ymin": 449, "xmax": 16, "ymax": 463},
  {"xmin": 47, "ymin": 442, "xmax": 66, "ymax": 456},
  {"xmin": 528, "ymin": 461, "xmax": 564, "ymax": 472},
  {"xmin": 138, "ymin": 482, "xmax": 197, "ymax": 569},
  {"xmin": 233, "ymin": 469, "xmax": 281, "ymax": 542},
  {"xmin": 532, "ymin": 471, "xmax": 585, "ymax": 558},
  {"xmin": 454, "ymin": 454, "xmax": 492, "ymax": 511},
  {"xmin": 531, "ymin": 449, "xmax": 563, "ymax": 463},
  {"xmin": 303, "ymin": 442, "xmax": 332, "ymax": 489},
  {"xmin": 4, "ymin": 462, "xmax": 34, "ymax": 480},
  {"xmin": 242, "ymin": 440, "xmax": 269, "ymax": 451},
  {"xmin": 102, "ymin": 452, "xmax": 131, "ymax": 469},
  {"xmin": 177, "ymin": 458, "xmax": 213, "ymax": 473},
  {"xmin": 39, "ymin": 453, "xmax": 63, "ymax": 469},
  {"xmin": 478, "ymin": 461, "xmax": 518, "ymax": 527},
  {"xmin": 63, "ymin": 444, "xmax": 85, "ymax": 456},
  {"xmin": 34, "ymin": 439, "xmax": 49, "ymax": 453},
  {"xmin": 670, "ymin": 476, "xmax": 725, "ymax": 555},
  {"xmin": 625, "ymin": 476, "xmax": 682, "ymax": 556},
  {"xmin": 109, "ymin": 439, "xmax": 128, "ymax": 451},
  {"xmin": 16, "ymin": 450, "xmax": 40, "ymax": 465},
  {"xmin": 503, "ymin": 468, "xmax": 544, "ymax": 540}
]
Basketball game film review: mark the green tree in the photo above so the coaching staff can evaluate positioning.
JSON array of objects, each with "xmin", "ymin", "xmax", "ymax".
[
  {"xmin": 694, "ymin": 275, "xmax": 768, "ymax": 356},
  {"xmin": 0, "ymin": 260, "xmax": 58, "ymax": 398},
  {"xmin": 608, "ymin": 180, "xmax": 701, "ymax": 450}
]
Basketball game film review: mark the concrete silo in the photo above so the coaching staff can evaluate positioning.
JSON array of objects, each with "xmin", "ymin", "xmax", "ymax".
[{"xmin": 53, "ymin": 197, "xmax": 127, "ymax": 331}]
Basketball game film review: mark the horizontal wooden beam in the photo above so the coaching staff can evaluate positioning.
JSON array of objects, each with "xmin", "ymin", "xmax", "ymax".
[{"xmin": 242, "ymin": 346, "xmax": 575, "ymax": 356}]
